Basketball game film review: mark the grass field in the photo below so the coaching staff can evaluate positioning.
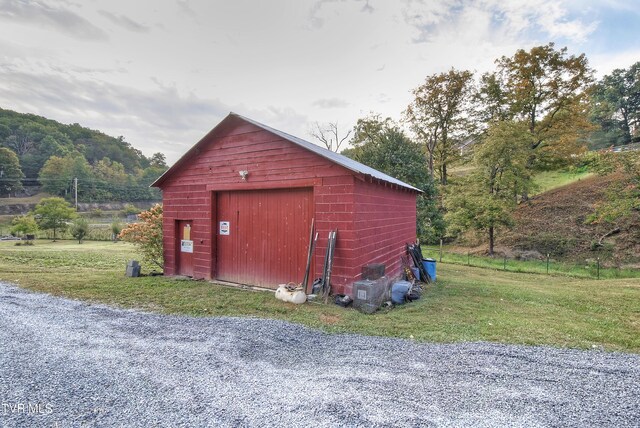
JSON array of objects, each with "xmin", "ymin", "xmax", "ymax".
[
  {"xmin": 531, "ymin": 169, "xmax": 593, "ymax": 195},
  {"xmin": 0, "ymin": 240, "xmax": 638, "ymax": 353},
  {"xmin": 422, "ymin": 247, "xmax": 640, "ymax": 279}
]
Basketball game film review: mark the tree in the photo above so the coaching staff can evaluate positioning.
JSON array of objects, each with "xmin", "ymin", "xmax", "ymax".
[
  {"xmin": 38, "ymin": 153, "xmax": 92, "ymax": 198},
  {"xmin": 118, "ymin": 204, "xmax": 163, "ymax": 269},
  {"xmin": 0, "ymin": 147, "xmax": 24, "ymax": 196},
  {"xmin": 488, "ymin": 43, "xmax": 594, "ymax": 171},
  {"xmin": 405, "ymin": 68, "xmax": 475, "ymax": 185},
  {"xmin": 33, "ymin": 197, "xmax": 76, "ymax": 241},
  {"xmin": 310, "ymin": 121, "xmax": 352, "ymax": 152},
  {"xmin": 20, "ymin": 135, "xmax": 72, "ymax": 180},
  {"xmin": 10, "ymin": 215, "xmax": 38, "ymax": 238},
  {"xmin": 343, "ymin": 115, "xmax": 445, "ymax": 242},
  {"xmin": 590, "ymin": 62, "xmax": 640, "ymax": 147},
  {"xmin": 150, "ymin": 152, "xmax": 168, "ymax": 168},
  {"xmin": 71, "ymin": 217, "xmax": 89, "ymax": 244},
  {"xmin": 445, "ymin": 121, "xmax": 534, "ymax": 255}
]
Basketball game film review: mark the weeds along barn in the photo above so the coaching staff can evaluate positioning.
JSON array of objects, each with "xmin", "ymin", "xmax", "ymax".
[{"xmin": 152, "ymin": 113, "xmax": 420, "ymax": 296}]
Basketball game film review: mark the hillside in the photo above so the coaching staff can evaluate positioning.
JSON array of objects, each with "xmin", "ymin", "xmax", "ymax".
[
  {"xmin": 0, "ymin": 107, "xmax": 166, "ymax": 202},
  {"xmin": 498, "ymin": 174, "xmax": 640, "ymax": 266},
  {"xmin": 0, "ymin": 108, "xmax": 155, "ymax": 177}
]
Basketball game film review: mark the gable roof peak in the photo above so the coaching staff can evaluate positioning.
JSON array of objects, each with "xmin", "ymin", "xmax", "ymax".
[{"xmin": 152, "ymin": 112, "xmax": 421, "ymax": 192}]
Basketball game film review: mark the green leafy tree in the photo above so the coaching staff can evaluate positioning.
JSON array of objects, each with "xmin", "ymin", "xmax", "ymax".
[
  {"xmin": 590, "ymin": 62, "xmax": 640, "ymax": 147},
  {"xmin": 38, "ymin": 153, "xmax": 92, "ymax": 198},
  {"xmin": 405, "ymin": 68, "xmax": 475, "ymax": 185},
  {"xmin": 150, "ymin": 152, "xmax": 168, "ymax": 168},
  {"xmin": 445, "ymin": 121, "xmax": 534, "ymax": 255},
  {"xmin": 71, "ymin": 217, "xmax": 89, "ymax": 244},
  {"xmin": 119, "ymin": 204, "xmax": 163, "ymax": 269},
  {"xmin": 20, "ymin": 135, "xmax": 72, "ymax": 179},
  {"xmin": 0, "ymin": 147, "xmax": 24, "ymax": 196},
  {"xmin": 1, "ymin": 120, "xmax": 74, "ymax": 178},
  {"xmin": 92, "ymin": 157, "xmax": 129, "ymax": 200},
  {"xmin": 10, "ymin": 215, "xmax": 38, "ymax": 237},
  {"xmin": 33, "ymin": 197, "xmax": 76, "ymax": 241},
  {"xmin": 485, "ymin": 43, "xmax": 594, "ymax": 172},
  {"xmin": 343, "ymin": 115, "xmax": 445, "ymax": 243}
]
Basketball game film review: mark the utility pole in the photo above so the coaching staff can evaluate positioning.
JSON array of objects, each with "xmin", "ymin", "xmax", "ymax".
[{"xmin": 74, "ymin": 177, "xmax": 78, "ymax": 211}]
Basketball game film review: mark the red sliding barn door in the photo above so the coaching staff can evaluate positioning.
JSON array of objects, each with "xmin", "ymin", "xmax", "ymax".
[{"xmin": 216, "ymin": 188, "xmax": 312, "ymax": 288}]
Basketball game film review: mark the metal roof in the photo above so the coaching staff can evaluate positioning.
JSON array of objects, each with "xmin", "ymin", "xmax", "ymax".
[{"xmin": 153, "ymin": 112, "xmax": 421, "ymax": 192}]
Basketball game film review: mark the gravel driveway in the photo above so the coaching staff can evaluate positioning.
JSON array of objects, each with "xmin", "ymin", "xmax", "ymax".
[{"xmin": 0, "ymin": 282, "xmax": 638, "ymax": 427}]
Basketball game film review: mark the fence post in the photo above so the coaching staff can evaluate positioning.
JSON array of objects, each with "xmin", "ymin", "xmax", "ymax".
[
  {"xmin": 439, "ymin": 239, "xmax": 443, "ymax": 263},
  {"xmin": 597, "ymin": 257, "xmax": 600, "ymax": 280},
  {"xmin": 503, "ymin": 255, "xmax": 507, "ymax": 271},
  {"xmin": 467, "ymin": 252, "xmax": 470, "ymax": 266},
  {"xmin": 546, "ymin": 253, "xmax": 550, "ymax": 274}
]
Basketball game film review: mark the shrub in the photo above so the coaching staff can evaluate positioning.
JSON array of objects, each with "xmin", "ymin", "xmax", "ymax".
[
  {"xmin": 120, "ymin": 204, "xmax": 141, "ymax": 217},
  {"xmin": 71, "ymin": 218, "xmax": 89, "ymax": 244},
  {"xmin": 10, "ymin": 215, "xmax": 38, "ymax": 238},
  {"xmin": 118, "ymin": 204, "xmax": 163, "ymax": 269},
  {"xmin": 111, "ymin": 220, "xmax": 123, "ymax": 241}
]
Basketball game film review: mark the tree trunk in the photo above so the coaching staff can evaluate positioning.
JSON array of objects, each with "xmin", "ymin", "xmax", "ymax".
[
  {"xmin": 441, "ymin": 163, "xmax": 448, "ymax": 185},
  {"xmin": 427, "ymin": 150, "xmax": 434, "ymax": 179},
  {"xmin": 488, "ymin": 226, "xmax": 494, "ymax": 256},
  {"xmin": 621, "ymin": 110, "xmax": 631, "ymax": 144}
]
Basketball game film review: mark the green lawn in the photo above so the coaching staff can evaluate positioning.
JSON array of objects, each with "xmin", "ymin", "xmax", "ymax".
[
  {"xmin": 422, "ymin": 247, "xmax": 640, "ymax": 279},
  {"xmin": 532, "ymin": 169, "xmax": 593, "ymax": 195},
  {"xmin": 0, "ymin": 240, "xmax": 638, "ymax": 353}
]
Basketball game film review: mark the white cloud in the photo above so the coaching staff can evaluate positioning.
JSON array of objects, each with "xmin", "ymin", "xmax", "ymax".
[
  {"xmin": 0, "ymin": 0, "xmax": 108, "ymax": 40},
  {"xmin": 98, "ymin": 10, "xmax": 150, "ymax": 33},
  {"xmin": 312, "ymin": 98, "xmax": 350, "ymax": 109},
  {"xmin": 0, "ymin": 0, "xmax": 635, "ymax": 164}
]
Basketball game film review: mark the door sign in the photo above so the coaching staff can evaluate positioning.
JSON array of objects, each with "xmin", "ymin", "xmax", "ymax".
[
  {"xmin": 219, "ymin": 221, "xmax": 230, "ymax": 235},
  {"xmin": 181, "ymin": 240, "xmax": 194, "ymax": 253}
]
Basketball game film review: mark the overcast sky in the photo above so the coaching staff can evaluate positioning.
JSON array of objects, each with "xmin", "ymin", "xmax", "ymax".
[{"xmin": 1, "ymin": 0, "xmax": 639, "ymax": 164}]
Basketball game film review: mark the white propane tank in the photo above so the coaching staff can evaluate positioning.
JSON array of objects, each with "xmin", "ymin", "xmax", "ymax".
[{"xmin": 275, "ymin": 285, "xmax": 307, "ymax": 304}]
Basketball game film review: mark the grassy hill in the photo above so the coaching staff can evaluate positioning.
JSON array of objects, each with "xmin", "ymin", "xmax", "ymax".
[{"xmin": 498, "ymin": 173, "xmax": 640, "ymax": 267}]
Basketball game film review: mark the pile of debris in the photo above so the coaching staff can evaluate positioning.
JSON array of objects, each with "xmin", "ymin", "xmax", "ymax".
[
  {"xmin": 275, "ymin": 218, "xmax": 337, "ymax": 305},
  {"xmin": 274, "ymin": 232, "xmax": 437, "ymax": 315}
]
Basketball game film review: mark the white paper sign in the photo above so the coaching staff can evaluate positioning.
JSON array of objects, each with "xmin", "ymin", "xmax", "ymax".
[
  {"xmin": 219, "ymin": 221, "xmax": 230, "ymax": 235},
  {"xmin": 181, "ymin": 240, "xmax": 193, "ymax": 253}
]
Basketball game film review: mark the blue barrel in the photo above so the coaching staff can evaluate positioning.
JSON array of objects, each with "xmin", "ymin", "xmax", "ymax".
[
  {"xmin": 391, "ymin": 280, "xmax": 411, "ymax": 304},
  {"xmin": 422, "ymin": 258, "xmax": 436, "ymax": 282}
]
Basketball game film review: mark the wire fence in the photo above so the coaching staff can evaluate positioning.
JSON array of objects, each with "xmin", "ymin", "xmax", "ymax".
[{"xmin": 422, "ymin": 247, "xmax": 640, "ymax": 280}]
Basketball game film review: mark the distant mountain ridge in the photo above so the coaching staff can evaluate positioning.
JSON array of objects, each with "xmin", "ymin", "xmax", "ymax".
[
  {"xmin": 0, "ymin": 107, "xmax": 155, "ymax": 178},
  {"xmin": 0, "ymin": 107, "xmax": 166, "ymax": 202}
]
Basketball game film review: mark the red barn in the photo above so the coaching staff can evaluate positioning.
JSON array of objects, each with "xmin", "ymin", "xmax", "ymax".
[{"xmin": 152, "ymin": 113, "xmax": 419, "ymax": 296}]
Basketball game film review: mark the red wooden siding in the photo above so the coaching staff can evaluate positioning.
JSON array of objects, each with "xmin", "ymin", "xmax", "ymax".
[
  {"xmin": 312, "ymin": 175, "xmax": 357, "ymax": 293},
  {"xmin": 349, "ymin": 179, "xmax": 417, "ymax": 296},
  {"xmin": 216, "ymin": 188, "xmax": 313, "ymax": 288},
  {"xmin": 162, "ymin": 186, "xmax": 212, "ymax": 278}
]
